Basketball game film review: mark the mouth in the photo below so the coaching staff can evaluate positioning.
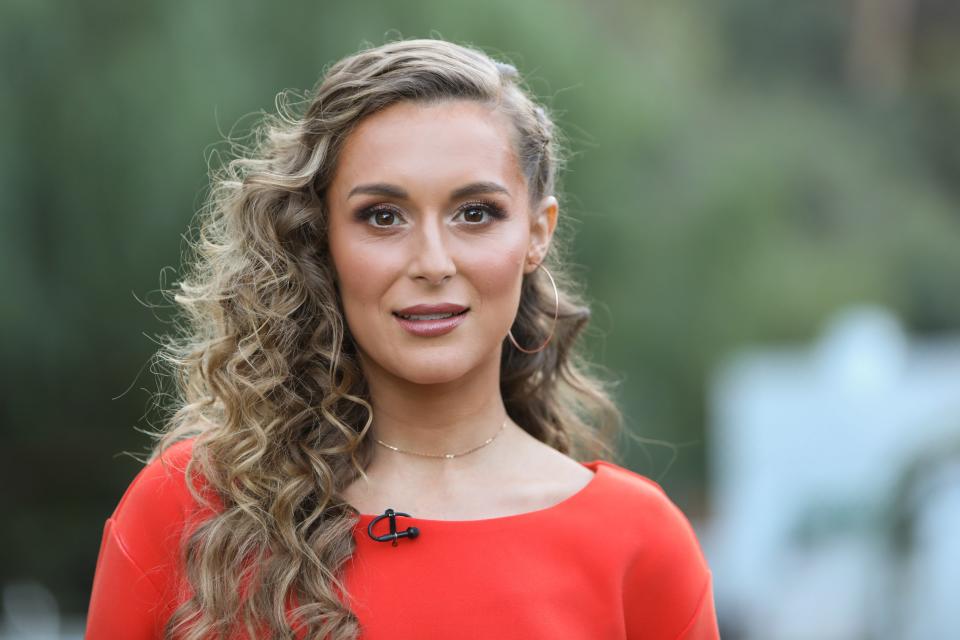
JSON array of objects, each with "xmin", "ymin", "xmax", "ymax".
[
  {"xmin": 391, "ymin": 307, "xmax": 471, "ymax": 337},
  {"xmin": 391, "ymin": 308, "xmax": 470, "ymax": 321}
]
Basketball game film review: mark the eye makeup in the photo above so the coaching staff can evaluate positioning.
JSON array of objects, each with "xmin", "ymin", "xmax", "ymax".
[{"xmin": 355, "ymin": 199, "xmax": 508, "ymax": 228}]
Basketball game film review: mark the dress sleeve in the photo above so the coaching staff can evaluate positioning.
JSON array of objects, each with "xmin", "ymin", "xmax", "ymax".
[
  {"xmin": 85, "ymin": 440, "xmax": 201, "ymax": 639},
  {"xmin": 622, "ymin": 479, "xmax": 720, "ymax": 640},
  {"xmin": 86, "ymin": 518, "xmax": 166, "ymax": 639}
]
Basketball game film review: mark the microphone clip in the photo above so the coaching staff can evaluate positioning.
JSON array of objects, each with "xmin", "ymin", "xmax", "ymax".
[{"xmin": 367, "ymin": 507, "xmax": 420, "ymax": 546}]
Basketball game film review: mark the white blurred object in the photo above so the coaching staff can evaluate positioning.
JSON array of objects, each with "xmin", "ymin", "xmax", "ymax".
[
  {"xmin": 2, "ymin": 580, "xmax": 59, "ymax": 639},
  {"xmin": 704, "ymin": 304, "xmax": 960, "ymax": 639},
  {"xmin": 813, "ymin": 305, "xmax": 908, "ymax": 394},
  {"xmin": 897, "ymin": 461, "xmax": 960, "ymax": 638}
]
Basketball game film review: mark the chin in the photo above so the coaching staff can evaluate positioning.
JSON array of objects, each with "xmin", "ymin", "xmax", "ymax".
[
  {"xmin": 358, "ymin": 339, "xmax": 499, "ymax": 385},
  {"xmin": 396, "ymin": 360, "xmax": 473, "ymax": 385},
  {"xmin": 374, "ymin": 347, "xmax": 478, "ymax": 384}
]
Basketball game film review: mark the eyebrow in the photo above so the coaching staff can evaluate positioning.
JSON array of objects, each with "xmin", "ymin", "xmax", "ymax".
[{"xmin": 347, "ymin": 181, "xmax": 511, "ymax": 201}]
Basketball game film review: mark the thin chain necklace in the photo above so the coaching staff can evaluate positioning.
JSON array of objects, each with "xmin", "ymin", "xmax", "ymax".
[{"xmin": 374, "ymin": 418, "xmax": 508, "ymax": 459}]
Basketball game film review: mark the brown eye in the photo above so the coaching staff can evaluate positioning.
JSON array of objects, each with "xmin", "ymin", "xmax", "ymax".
[
  {"xmin": 359, "ymin": 207, "xmax": 404, "ymax": 227},
  {"xmin": 455, "ymin": 201, "xmax": 507, "ymax": 225},
  {"xmin": 374, "ymin": 210, "xmax": 396, "ymax": 226},
  {"xmin": 463, "ymin": 206, "xmax": 485, "ymax": 223}
]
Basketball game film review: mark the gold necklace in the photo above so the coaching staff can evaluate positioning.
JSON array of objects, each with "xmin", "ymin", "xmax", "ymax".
[{"xmin": 374, "ymin": 418, "xmax": 508, "ymax": 459}]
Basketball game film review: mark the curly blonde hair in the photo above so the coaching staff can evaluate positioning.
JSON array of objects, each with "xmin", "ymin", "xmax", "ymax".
[{"xmin": 150, "ymin": 36, "xmax": 624, "ymax": 640}]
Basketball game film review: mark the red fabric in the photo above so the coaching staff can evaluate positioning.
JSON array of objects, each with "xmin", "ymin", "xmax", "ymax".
[{"xmin": 87, "ymin": 439, "xmax": 719, "ymax": 639}]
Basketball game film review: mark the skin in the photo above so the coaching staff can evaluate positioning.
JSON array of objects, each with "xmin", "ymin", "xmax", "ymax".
[{"xmin": 325, "ymin": 98, "xmax": 594, "ymax": 519}]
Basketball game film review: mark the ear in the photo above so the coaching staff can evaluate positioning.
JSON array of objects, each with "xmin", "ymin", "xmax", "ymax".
[{"xmin": 524, "ymin": 195, "xmax": 559, "ymax": 274}]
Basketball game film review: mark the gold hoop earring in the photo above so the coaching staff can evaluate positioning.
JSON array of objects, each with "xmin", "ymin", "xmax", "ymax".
[{"xmin": 507, "ymin": 264, "xmax": 559, "ymax": 354}]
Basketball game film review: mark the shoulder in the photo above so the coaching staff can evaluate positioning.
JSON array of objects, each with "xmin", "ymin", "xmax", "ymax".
[
  {"xmin": 591, "ymin": 459, "xmax": 709, "ymax": 566},
  {"xmin": 589, "ymin": 460, "xmax": 718, "ymax": 638},
  {"xmin": 111, "ymin": 438, "xmax": 203, "ymax": 522},
  {"xmin": 591, "ymin": 459, "xmax": 666, "ymax": 495},
  {"xmin": 588, "ymin": 459, "xmax": 686, "ymax": 521},
  {"xmin": 88, "ymin": 439, "xmax": 214, "ymax": 630},
  {"xmin": 107, "ymin": 438, "xmax": 216, "ymax": 577}
]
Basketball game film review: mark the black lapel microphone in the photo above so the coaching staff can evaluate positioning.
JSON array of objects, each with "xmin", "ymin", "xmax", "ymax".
[{"xmin": 367, "ymin": 507, "xmax": 420, "ymax": 546}]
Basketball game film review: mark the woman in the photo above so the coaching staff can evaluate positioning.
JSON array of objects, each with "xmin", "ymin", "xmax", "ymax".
[{"xmin": 86, "ymin": 37, "xmax": 719, "ymax": 639}]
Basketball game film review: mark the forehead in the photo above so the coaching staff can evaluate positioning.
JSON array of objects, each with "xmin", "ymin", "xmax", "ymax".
[{"xmin": 329, "ymin": 99, "xmax": 524, "ymax": 199}]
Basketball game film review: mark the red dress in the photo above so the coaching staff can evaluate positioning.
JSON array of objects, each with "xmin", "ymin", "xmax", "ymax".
[{"xmin": 86, "ymin": 439, "xmax": 719, "ymax": 639}]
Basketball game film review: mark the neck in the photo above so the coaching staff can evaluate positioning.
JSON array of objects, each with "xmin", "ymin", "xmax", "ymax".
[{"xmin": 358, "ymin": 347, "xmax": 513, "ymax": 473}]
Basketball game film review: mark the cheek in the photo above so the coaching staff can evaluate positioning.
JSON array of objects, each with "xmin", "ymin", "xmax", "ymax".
[
  {"xmin": 464, "ymin": 241, "xmax": 526, "ymax": 303},
  {"xmin": 328, "ymin": 233, "xmax": 396, "ymax": 316}
]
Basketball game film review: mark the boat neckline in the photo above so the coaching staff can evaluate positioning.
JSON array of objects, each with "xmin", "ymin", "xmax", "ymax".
[{"xmin": 353, "ymin": 459, "xmax": 607, "ymax": 527}]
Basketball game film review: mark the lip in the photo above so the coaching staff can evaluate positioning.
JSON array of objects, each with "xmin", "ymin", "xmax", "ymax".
[
  {"xmin": 394, "ymin": 303, "xmax": 469, "ymax": 315},
  {"xmin": 392, "ymin": 305, "xmax": 470, "ymax": 338}
]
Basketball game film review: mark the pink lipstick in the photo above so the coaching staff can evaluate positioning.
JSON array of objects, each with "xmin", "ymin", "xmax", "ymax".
[{"xmin": 393, "ymin": 303, "xmax": 470, "ymax": 337}]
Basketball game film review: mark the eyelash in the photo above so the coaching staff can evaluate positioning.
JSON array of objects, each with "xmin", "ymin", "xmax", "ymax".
[{"xmin": 357, "ymin": 200, "xmax": 508, "ymax": 228}]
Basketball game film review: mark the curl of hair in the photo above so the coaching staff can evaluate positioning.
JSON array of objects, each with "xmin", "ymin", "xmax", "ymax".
[{"xmin": 150, "ymin": 36, "xmax": 624, "ymax": 640}]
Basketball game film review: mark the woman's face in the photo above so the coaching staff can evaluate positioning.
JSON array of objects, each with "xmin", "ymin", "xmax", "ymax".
[{"xmin": 325, "ymin": 99, "xmax": 557, "ymax": 385}]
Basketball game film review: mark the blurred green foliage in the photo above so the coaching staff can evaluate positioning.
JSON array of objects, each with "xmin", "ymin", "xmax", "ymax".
[{"xmin": 2, "ymin": 0, "xmax": 958, "ymax": 614}]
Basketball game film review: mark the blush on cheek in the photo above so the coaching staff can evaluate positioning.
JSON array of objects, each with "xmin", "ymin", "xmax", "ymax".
[{"xmin": 467, "ymin": 246, "xmax": 526, "ymax": 304}]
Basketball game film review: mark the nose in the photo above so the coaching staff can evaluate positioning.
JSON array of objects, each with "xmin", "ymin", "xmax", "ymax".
[{"xmin": 408, "ymin": 217, "xmax": 456, "ymax": 284}]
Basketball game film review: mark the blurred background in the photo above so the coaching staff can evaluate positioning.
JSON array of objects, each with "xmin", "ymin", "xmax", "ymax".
[{"xmin": 2, "ymin": 0, "xmax": 959, "ymax": 637}]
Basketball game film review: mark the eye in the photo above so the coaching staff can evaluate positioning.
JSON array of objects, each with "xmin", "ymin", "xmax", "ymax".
[
  {"xmin": 359, "ymin": 206, "xmax": 405, "ymax": 228},
  {"xmin": 454, "ymin": 201, "xmax": 508, "ymax": 225},
  {"xmin": 356, "ymin": 200, "xmax": 507, "ymax": 229}
]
